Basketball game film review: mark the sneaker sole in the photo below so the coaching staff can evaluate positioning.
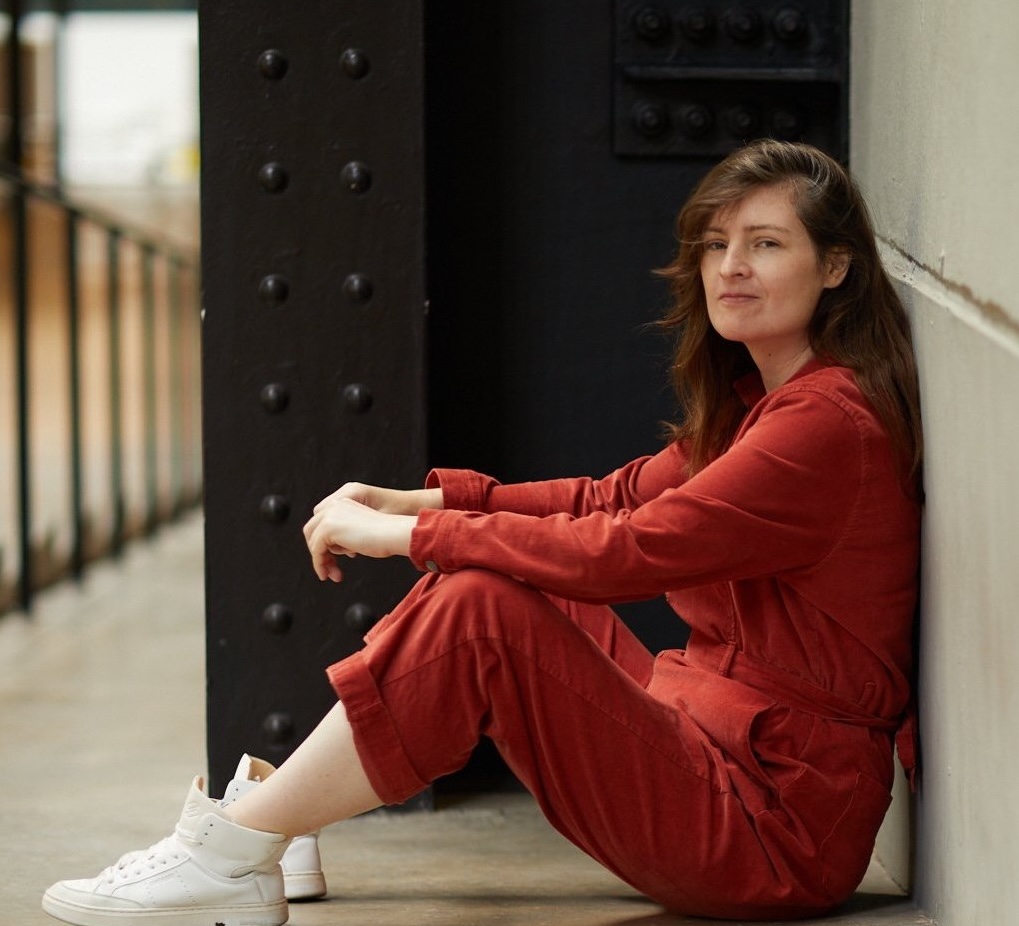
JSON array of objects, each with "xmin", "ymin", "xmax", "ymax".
[
  {"xmin": 42, "ymin": 890, "xmax": 288, "ymax": 926},
  {"xmin": 283, "ymin": 869, "xmax": 327, "ymax": 901}
]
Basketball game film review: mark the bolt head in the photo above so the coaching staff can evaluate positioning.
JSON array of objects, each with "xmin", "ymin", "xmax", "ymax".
[
  {"xmin": 725, "ymin": 7, "xmax": 763, "ymax": 42},
  {"xmin": 260, "ymin": 494, "xmax": 290, "ymax": 523},
  {"xmin": 341, "ymin": 48, "xmax": 371, "ymax": 79},
  {"xmin": 262, "ymin": 712, "xmax": 295, "ymax": 745},
  {"xmin": 342, "ymin": 383, "xmax": 373, "ymax": 413},
  {"xmin": 633, "ymin": 5, "xmax": 670, "ymax": 42},
  {"xmin": 258, "ymin": 162, "xmax": 288, "ymax": 193},
  {"xmin": 632, "ymin": 100, "xmax": 670, "ymax": 138},
  {"xmin": 259, "ymin": 383, "xmax": 290, "ymax": 413},
  {"xmin": 257, "ymin": 49, "xmax": 288, "ymax": 80},
  {"xmin": 345, "ymin": 602, "xmax": 376, "ymax": 633},
  {"xmin": 341, "ymin": 161, "xmax": 372, "ymax": 194},
  {"xmin": 343, "ymin": 273, "xmax": 374, "ymax": 304},
  {"xmin": 261, "ymin": 603, "xmax": 293, "ymax": 634},
  {"xmin": 259, "ymin": 274, "xmax": 289, "ymax": 306}
]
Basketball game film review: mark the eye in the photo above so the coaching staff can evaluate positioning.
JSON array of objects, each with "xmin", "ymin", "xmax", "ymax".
[
  {"xmin": 703, "ymin": 239, "xmax": 727, "ymax": 251},
  {"xmin": 755, "ymin": 238, "xmax": 780, "ymax": 249}
]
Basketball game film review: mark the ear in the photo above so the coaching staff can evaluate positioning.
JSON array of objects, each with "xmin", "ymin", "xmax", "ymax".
[{"xmin": 823, "ymin": 248, "xmax": 851, "ymax": 289}]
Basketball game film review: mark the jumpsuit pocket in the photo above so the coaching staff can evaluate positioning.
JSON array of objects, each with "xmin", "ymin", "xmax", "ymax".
[
  {"xmin": 815, "ymin": 771, "xmax": 892, "ymax": 903},
  {"xmin": 649, "ymin": 656, "xmax": 778, "ymax": 815}
]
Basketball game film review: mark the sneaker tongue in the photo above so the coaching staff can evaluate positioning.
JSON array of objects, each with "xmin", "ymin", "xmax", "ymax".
[
  {"xmin": 247, "ymin": 756, "xmax": 276, "ymax": 782},
  {"xmin": 229, "ymin": 753, "xmax": 276, "ymax": 785},
  {"xmin": 232, "ymin": 753, "xmax": 255, "ymax": 780},
  {"xmin": 176, "ymin": 776, "xmax": 225, "ymax": 838}
]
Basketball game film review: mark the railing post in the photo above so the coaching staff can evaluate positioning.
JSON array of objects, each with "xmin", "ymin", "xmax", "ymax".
[
  {"xmin": 107, "ymin": 228, "xmax": 124, "ymax": 555},
  {"xmin": 6, "ymin": 0, "xmax": 24, "ymax": 168},
  {"xmin": 142, "ymin": 244, "xmax": 158, "ymax": 534},
  {"xmin": 13, "ymin": 187, "xmax": 31, "ymax": 611},
  {"xmin": 66, "ymin": 208, "xmax": 84, "ymax": 579},
  {"xmin": 167, "ymin": 256, "xmax": 181, "ymax": 514},
  {"xmin": 8, "ymin": 0, "xmax": 31, "ymax": 611}
]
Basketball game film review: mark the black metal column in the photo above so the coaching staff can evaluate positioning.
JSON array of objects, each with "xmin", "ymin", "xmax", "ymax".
[{"xmin": 199, "ymin": 2, "xmax": 426, "ymax": 795}]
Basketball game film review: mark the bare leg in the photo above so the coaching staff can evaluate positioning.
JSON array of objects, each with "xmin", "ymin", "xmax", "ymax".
[{"xmin": 223, "ymin": 700, "xmax": 383, "ymax": 837}]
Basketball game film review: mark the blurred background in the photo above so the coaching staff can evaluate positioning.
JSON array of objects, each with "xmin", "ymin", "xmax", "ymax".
[{"xmin": 0, "ymin": 4, "xmax": 202, "ymax": 613}]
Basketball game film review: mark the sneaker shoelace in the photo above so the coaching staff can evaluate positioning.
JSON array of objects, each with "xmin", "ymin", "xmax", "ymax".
[{"xmin": 102, "ymin": 827, "xmax": 199, "ymax": 883}]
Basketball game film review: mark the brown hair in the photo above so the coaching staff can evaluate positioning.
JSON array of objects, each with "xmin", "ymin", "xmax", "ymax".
[{"xmin": 658, "ymin": 139, "xmax": 923, "ymax": 489}]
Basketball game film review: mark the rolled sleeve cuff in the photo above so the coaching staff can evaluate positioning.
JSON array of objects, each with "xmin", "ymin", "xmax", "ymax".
[
  {"xmin": 425, "ymin": 468, "xmax": 491, "ymax": 512},
  {"xmin": 325, "ymin": 652, "xmax": 430, "ymax": 805},
  {"xmin": 408, "ymin": 507, "xmax": 461, "ymax": 574}
]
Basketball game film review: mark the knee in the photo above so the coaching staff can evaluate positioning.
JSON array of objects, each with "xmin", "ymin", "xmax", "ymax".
[
  {"xmin": 400, "ymin": 569, "xmax": 551, "ymax": 634},
  {"xmin": 427, "ymin": 568, "xmax": 536, "ymax": 609}
]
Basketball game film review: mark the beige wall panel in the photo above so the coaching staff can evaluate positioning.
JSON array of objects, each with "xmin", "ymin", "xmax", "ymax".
[
  {"xmin": 852, "ymin": 1, "xmax": 1019, "ymax": 328},
  {"xmin": 853, "ymin": 3, "xmax": 1019, "ymax": 921}
]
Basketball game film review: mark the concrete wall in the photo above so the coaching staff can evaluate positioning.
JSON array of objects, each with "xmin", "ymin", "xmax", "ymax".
[{"xmin": 851, "ymin": 3, "xmax": 1019, "ymax": 923}]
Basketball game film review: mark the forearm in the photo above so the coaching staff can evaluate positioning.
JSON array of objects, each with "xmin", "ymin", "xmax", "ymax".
[
  {"xmin": 428, "ymin": 450, "xmax": 679, "ymax": 518},
  {"xmin": 390, "ymin": 487, "xmax": 443, "ymax": 515}
]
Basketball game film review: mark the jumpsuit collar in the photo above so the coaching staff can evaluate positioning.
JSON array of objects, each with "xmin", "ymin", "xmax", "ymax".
[{"xmin": 734, "ymin": 356, "xmax": 830, "ymax": 408}]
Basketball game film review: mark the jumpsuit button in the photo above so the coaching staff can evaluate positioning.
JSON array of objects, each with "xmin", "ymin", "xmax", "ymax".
[{"xmin": 425, "ymin": 560, "xmax": 440, "ymax": 573}]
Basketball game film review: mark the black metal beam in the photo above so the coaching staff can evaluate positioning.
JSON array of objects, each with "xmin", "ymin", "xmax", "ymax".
[{"xmin": 199, "ymin": 0, "xmax": 427, "ymax": 796}]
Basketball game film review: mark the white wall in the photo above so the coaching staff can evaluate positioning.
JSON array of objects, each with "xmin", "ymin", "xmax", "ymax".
[{"xmin": 852, "ymin": 3, "xmax": 1019, "ymax": 922}]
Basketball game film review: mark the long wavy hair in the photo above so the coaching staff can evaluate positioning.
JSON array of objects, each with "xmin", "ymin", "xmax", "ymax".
[{"xmin": 658, "ymin": 139, "xmax": 923, "ymax": 490}]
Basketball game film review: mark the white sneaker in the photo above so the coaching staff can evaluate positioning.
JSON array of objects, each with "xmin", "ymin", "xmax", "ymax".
[
  {"xmin": 42, "ymin": 776, "xmax": 290, "ymax": 926},
  {"xmin": 223, "ymin": 754, "xmax": 328, "ymax": 901}
]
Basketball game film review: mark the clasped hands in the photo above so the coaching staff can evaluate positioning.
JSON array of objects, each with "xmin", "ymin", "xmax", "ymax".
[{"xmin": 302, "ymin": 482, "xmax": 443, "ymax": 583}]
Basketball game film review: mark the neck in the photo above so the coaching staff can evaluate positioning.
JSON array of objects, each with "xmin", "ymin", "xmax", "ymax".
[{"xmin": 751, "ymin": 344, "xmax": 816, "ymax": 392}]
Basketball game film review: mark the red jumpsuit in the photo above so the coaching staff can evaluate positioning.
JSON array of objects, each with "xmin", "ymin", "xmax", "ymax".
[{"xmin": 326, "ymin": 359, "xmax": 921, "ymax": 920}]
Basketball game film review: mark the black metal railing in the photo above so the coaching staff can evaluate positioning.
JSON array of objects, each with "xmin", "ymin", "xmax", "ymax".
[{"xmin": 1, "ymin": 164, "xmax": 202, "ymax": 614}]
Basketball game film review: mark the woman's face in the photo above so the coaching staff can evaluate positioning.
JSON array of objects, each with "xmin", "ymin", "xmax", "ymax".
[{"xmin": 700, "ymin": 183, "xmax": 847, "ymax": 385}]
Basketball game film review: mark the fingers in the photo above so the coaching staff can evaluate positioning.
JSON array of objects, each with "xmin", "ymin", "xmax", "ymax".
[
  {"xmin": 304, "ymin": 505, "xmax": 353, "ymax": 582},
  {"xmin": 320, "ymin": 554, "xmax": 345, "ymax": 584},
  {"xmin": 313, "ymin": 482, "xmax": 368, "ymax": 515},
  {"xmin": 304, "ymin": 495, "xmax": 412, "ymax": 581}
]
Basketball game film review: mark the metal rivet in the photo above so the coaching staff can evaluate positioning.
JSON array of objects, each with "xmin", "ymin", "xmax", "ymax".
[
  {"xmin": 772, "ymin": 108, "xmax": 807, "ymax": 140},
  {"xmin": 725, "ymin": 7, "xmax": 762, "ymax": 42},
  {"xmin": 258, "ymin": 161, "xmax": 288, "ymax": 193},
  {"xmin": 260, "ymin": 383, "xmax": 290, "ymax": 413},
  {"xmin": 773, "ymin": 7, "xmax": 808, "ymax": 43},
  {"xmin": 257, "ymin": 49, "xmax": 288, "ymax": 80},
  {"xmin": 342, "ymin": 383, "xmax": 373, "ymax": 413},
  {"xmin": 341, "ymin": 161, "xmax": 372, "ymax": 194},
  {"xmin": 262, "ymin": 712, "xmax": 294, "ymax": 745},
  {"xmin": 632, "ymin": 5, "xmax": 670, "ymax": 42},
  {"xmin": 259, "ymin": 274, "xmax": 289, "ymax": 306},
  {"xmin": 345, "ymin": 602, "xmax": 376, "ymax": 634},
  {"xmin": 260, "ymin": 494, "xmax": 290, "ymax": 523},
  {"xmin": 343, "ymin": 273, "xmax": 373, "ymax": 304},
  {"xmin": 679, "ymin": 103, "xmax": 714, "ymax": 138},
  {"xmin": 631, "ymin": 100, "xmax": 670, "ymax": 138},
  {"xmin": 724, "ymin": 104, "xmax": 761, "ymax": 138},
  {"xmin": 262, "ymin": 603, "xmax": 293, "ymax": 634},
  {"xmin": 679, "ymin": 7, "xmax": 716, "ymax": 42},
  {"xmin": 341, "ymin": 48, "xmax": 370, "ymax": 79}
]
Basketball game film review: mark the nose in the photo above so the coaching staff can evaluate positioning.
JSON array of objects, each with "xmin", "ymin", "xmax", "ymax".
[{"xmin": 719, "ymin": 245, "xmax": 750, "ymax": 278}]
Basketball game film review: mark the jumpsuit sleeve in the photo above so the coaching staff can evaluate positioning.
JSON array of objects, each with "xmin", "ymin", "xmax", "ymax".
[
  {"xmin": 426, "ymin": 440, "xmax": 693, "ymax": 518},
  {"xmin": 409, "ymin": 388, "xmax": 864, "ymax": 604}
]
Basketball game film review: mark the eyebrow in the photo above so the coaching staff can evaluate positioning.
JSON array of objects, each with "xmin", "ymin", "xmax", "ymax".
[{"xmin": 704, "ymin": 223, "xmax": 792, "ymax": 234}]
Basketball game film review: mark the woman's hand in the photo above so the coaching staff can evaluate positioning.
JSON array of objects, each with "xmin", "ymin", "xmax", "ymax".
[
  {"xmin": 303, "ymin": 497, "xmax": 418, "ymax": 583},
  {"xmin": 313, "ymin": 482, "xmax": 443, "ymax": 517}
]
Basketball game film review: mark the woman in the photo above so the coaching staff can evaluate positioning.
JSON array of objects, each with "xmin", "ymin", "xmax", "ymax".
[{"xmin": 43, "ymin": 139, "xmax": 922, "ymax": 924}]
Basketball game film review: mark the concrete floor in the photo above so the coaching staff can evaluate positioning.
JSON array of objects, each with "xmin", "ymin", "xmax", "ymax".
[{"xmin": 0, "ymin": 513, "xmax": 931, "ymax": 926}]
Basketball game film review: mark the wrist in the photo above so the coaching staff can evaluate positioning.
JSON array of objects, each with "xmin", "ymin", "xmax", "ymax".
[
  {"xmin": 394, "ymin": 514, "xmax": 418, "ymax": 557},
  {"xmin": 405, "ymin": 487, "xmax": 443, "ymax": 514}
]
